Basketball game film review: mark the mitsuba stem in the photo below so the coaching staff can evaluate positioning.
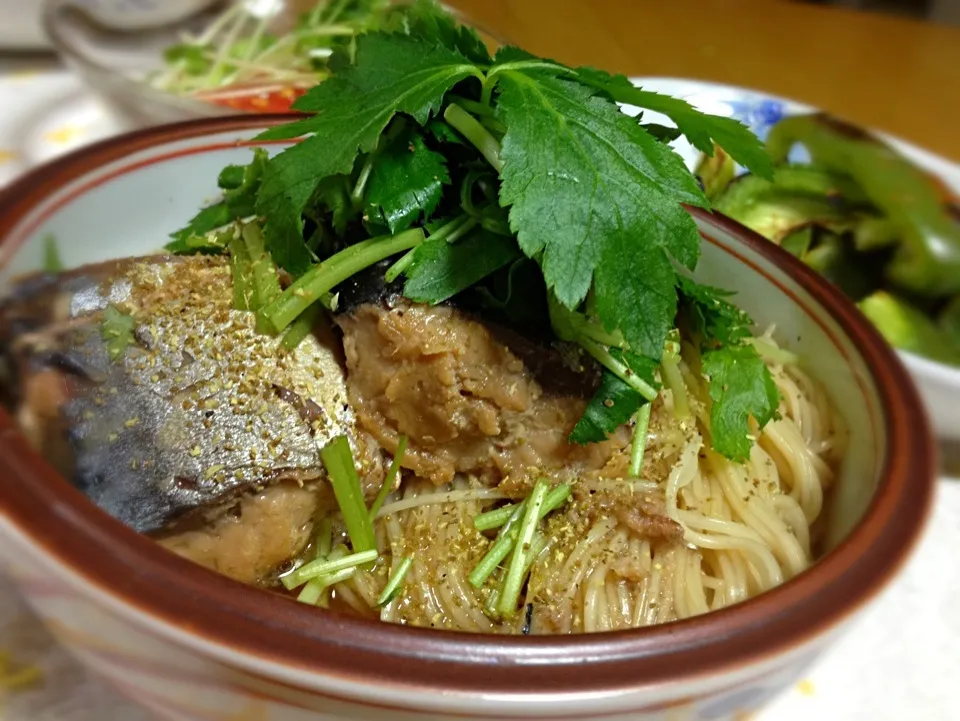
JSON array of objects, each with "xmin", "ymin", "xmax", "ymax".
[
  {"xmin": 264, "ymin": 228, "xmax": 425, "ymax": 332},
  {"xmin": 629, "ymin": 403, "xmax": 652, "ymax": 477},
  {"xmin": 444, "ymin": 103, "xmax": 503, "ymax": 172}
]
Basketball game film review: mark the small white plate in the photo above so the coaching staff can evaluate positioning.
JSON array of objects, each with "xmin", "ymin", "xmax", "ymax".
[
  {"xmin": 0, "ymin": 1, "xmax": 49, "ymax": 49},
  {"xmin": 0, "ymin": 68, "xmax": 122, "ymax": 187}
]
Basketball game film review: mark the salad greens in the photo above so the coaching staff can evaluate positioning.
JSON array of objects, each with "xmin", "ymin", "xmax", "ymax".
[
  {"xmin": 171, "ymin": 0, "xmax": 781, "ymax": 463},
  {"xmin": 152, "ymin": 0, "xmax": 401, "ymax": 100}
]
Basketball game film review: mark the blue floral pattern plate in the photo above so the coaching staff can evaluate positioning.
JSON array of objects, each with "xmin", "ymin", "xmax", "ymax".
[{"xmin": 628, "ymin": 77, "xmax": 960, "ymax": 721}]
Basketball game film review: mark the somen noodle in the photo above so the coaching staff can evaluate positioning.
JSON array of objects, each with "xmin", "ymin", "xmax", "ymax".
[{"xmin": 307, "ymin": 335, "xmax": 842, "ymax": 634}]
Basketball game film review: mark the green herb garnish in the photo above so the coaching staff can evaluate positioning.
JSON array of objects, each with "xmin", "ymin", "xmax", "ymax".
[
  {"xmin": 468, "ymin": 483, "xmax": 570, "ymax": 589},
  {"xmin": 678, "ymin": 277, "xmax": 781, "ymax": 461},
  {"xmin": 297, "ymin": 566, "xmax": 358, "ymax": 606},
  {"xmin": 377, "ymin": 555, "xmax": 413, "ymax": 607},
  {"xmin": 172, "ymin": 1, "xmax": 780, "ymax": 463},
  {"xmin": 497, "ymin": 479, "xmax": 548, "ymax": 618},
  {"xmin": 101, "ymin": 305, "xmax": 136, "ymax": 362},
  {"xmin": 628, "ymin": 403, "xmax": 653, "ymax": 477},
  {"xmin": 369, "ymin": 435, "xmax": 408, "ymax": 521},
  {"xmin": 42, "ymin": 234, "xmax": 63, "ymax": 273},
  {"xmin": 319, "ymin": 435, "xmax": 377, "ymax": 554}
]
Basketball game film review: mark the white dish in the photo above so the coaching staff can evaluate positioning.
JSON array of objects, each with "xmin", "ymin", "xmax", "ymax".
[
  {"xmin": 0, "ymin": 67, "xmax": 121, "ymax": 186},
  {"xmin": 633, "ymin": 77, "xmax": 960, "ymax": 441},
  {"xmin": 0, "ymin": 1, "xmax": 49, "ymax": 48}
]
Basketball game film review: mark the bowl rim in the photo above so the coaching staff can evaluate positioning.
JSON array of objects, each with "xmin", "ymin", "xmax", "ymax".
[{"xmin": 0, "ymin": 114, "xmax": 937, "ymax": 706}]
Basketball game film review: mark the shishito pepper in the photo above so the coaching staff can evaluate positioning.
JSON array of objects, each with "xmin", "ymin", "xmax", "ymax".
[
  {"xmin": 766, "ymin": 114, "xmax": 960, "ymax": 297},
  {"xmin": 859, "ymin": 291, "xmax": 960, "ymax": 365}
]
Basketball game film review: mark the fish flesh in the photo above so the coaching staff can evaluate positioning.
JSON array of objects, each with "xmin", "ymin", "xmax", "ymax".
[
  {"xmin": 333, "ymin": 263, "xmax": 632, "ymax": 487},
  {"xmin": 0, "ymin": 256, "xmax": 383, "ymax": 539}
]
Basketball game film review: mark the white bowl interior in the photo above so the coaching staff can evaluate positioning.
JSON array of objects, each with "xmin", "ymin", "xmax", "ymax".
[{"xmin": 0, "ymin": 127, "xmax": 884, "ymax": 552}]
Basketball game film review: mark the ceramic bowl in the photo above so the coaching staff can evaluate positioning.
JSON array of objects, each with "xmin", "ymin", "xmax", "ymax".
[
  {"xmin": 41, "ymin": 0, "xmax": 505, "ymax": 131},
  {"xmin": 0, "ymin": 115, "xmax": 936, "ymax": 721},
  {"xmin": 630, "ymin": 77, "xmax": 960, "ymax": 442}
]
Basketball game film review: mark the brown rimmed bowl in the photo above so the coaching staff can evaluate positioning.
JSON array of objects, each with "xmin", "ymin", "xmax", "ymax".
[{"xmin": 0, "ymin": 114, "xmax": 936, "ymax": 721}]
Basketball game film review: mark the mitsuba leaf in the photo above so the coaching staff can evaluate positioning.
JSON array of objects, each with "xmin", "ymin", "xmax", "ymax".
[
  {"xmin": 402, "ymin": 228, "xmax": 521, "ymax": 304},
  {"xmin": 494, "ymin": 70, "xmax": 705, "ymax": 357},
  {"xmin": 677, "ymin": 275, "xmax": 754, "ymax": 347},
  {"xmin": 569, "ymin": 372, "xmax": 645, "ymax": 444},
  {"xmin": 253, "ymin": 33, "xmax": 483, "ymax": 274},
  {"xmin": 365, "ymin": 126, "xmax": 450, "ymax": 234},
  {"xmin": 641, "ymin": 124, "xmax": 683, "ymax": 143},
  {"xmin": 575, "ymin": 68, "xmax": 774, "ymax": 180},
  {"xmin": 167, "ymin": 148, "xmax": 270, "ymax": 251},
  {"xmin": 311, "ymin": 175, "xmax": 355, "ymax": 236},
  {"xmin": 387, "ymin": 0, "xmax": 492, "ymax": 64},
  {"xmin": 702, "ymin": 344, "xmax": 780, "ymax": 461},
  {"xmin": 426, "ymin": 119, "xmax": 465, "ymax": 145},
  {"xmin": 594, "ymin": 229, "xmax": 679, "ymax": 359}
]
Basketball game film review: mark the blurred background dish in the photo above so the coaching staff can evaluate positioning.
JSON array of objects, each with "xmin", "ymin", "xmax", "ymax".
[
  {"xmin": 0, "ymin": 67, "xmax": 120, "ymax": 186},
  {"xmin": 630, "ymin": 77, "xmax": 960, "ymax": 444},
  {"xmin": 41, "ymin": 0, "xmax": 505, "ymax": 129},
  {"xmin": 0, "ymin": 0, "xmax": 50, "ymax": 49}
]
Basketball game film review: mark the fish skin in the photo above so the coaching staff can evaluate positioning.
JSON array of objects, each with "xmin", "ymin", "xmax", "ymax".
[{"xmin": 1, "ymin": 255, "xmax": 376, "ymax": 534}]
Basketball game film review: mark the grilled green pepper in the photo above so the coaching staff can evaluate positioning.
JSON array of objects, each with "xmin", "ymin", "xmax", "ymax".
[
  {"xmin": 713, "ymin": 173, "xmax": 859, "ymax": 242},
  {"xmin": 695, "ymin": 145, "xmax": 735, "ymax": 201},
  {"xmin": 859, "ymin": 291, "xmax": 960, "ymax": 365},
  {"xmin": 767, "ymin": 114, "xmax": 960, "ymax": 297}
]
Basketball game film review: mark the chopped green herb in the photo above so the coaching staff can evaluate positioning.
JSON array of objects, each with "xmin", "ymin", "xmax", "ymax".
[
  {"xmin": 364, "ymin": 124, "xmax": 450, "ymax": 234},
  {"xmin": 469, "ymin": 501, "xmax": 526, "ymax": 588},
  {"xmin": 241, "ymin": 223, "xmax": 282, "ymax": 333},
  {"xmin": 569, "ymin": 371, "xmax": 646, "ymax": 445},
  {"xmin": 254, "ymin": 34, "xmax": 484, "ymax": 274},
  {"xmin": 297, "ymin": 566, "xmax": 358, "ymax": 606},
  {"xmin": 377, "ymin": 556, "xmax": 414, "ymax": 607},
  {"xmin": 628, "ymin": 402, "xmax": 652, "ymax": 477},
  {"xmin": 473, "ymin": 484, "xmax": 571, "ymax": 532},
  {"xmin": 678, "ymin": 276, "xmax": 780, "ymax": 458},
  {"xmin": 469, "ymin": 483, "xmax": 570, "ymax": 588},
  {"xmin": 101, "ymin": 305, "xmax": 136, "ymax": 362},
  {"xmin": 319, "ymin": 435, "xmax": 377, "ymax": 554},
  {"xmin": 227, "ymin": 228, "xmax": 254, "ymax": 311},
  {"xmin": 314, "ymin": 517, "xmax": 334, "ymax": 560},
  {"xmin": 402, "ymin": 228, "xmax": 521, "ymax": 305},
  {"xmin": 42, "ymin": 234, "xmax": 63, "ymax": 273},
  {"xmin": 678, "ymin": 276, "xmax": 755, "ymax": 348},
  {"xmin": 178, "ymin": 4, "xmax": 779, "ymax": 462},
  {"xmin": 702, "ymin": 345, "xmax": 780, "ymax": 462},
  {"xmin": 288, "ymin": 548, "xmax": 378, "ymax": 588},
  {"xmin": 369, "ymin": 435, "xmax": 408, "ymax": 521},
  {"xmin": 263, "ymin": 228, "xmax": 425, "ymax": 333},
  {"xmin": 280, "ymin": 305, "xmax": 321, "ymax": 351},
  {"xmin": 168, "ymin": 148, "xmax": 269, "ymax": 253},
  {"xmin": 497, "ymin": 479, "xmax": 549, "ymax": 618}
]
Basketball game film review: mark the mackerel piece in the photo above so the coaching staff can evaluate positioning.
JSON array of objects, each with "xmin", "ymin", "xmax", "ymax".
[{"xmin": 0, "ymin": 255, "xmax": 378, "ymax": 533}]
